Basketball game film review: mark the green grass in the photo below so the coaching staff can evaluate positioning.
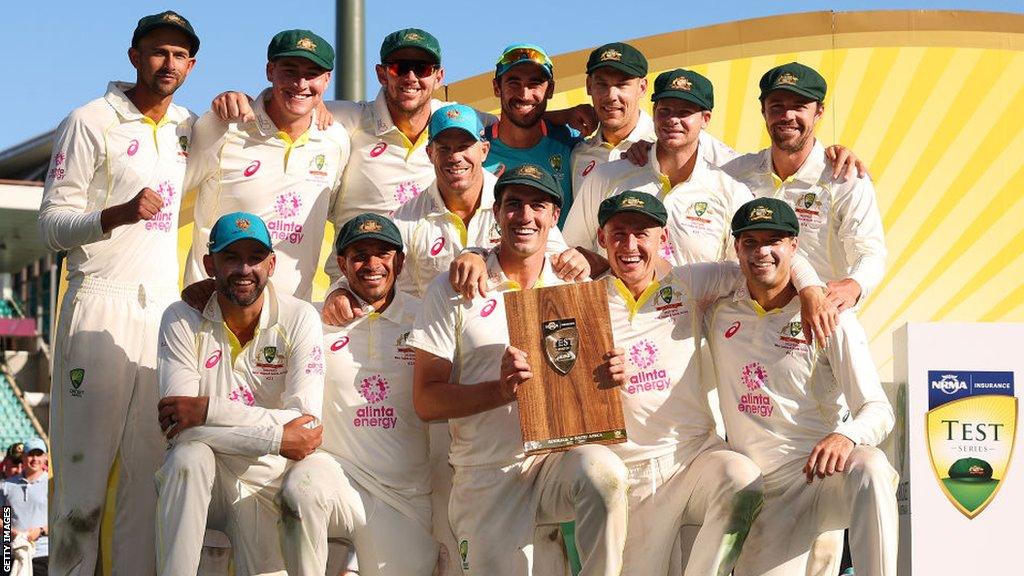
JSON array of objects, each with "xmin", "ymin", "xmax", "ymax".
[{"xmin": 941, "ymin": 478, "xmax": 999, "ymax": 511}]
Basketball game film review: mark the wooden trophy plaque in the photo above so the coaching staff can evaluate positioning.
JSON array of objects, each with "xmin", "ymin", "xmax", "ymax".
[{"xmin": 504, "ymin": 279, "xmax": 626, "ymax": 455}]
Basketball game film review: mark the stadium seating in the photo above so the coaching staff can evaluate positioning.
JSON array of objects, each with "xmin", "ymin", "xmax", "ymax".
[{"xmin": 0, "ymin": 372, "xmax": 39, "ymax": 450}]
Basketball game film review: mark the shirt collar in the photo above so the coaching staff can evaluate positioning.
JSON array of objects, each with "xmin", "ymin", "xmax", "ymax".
[
  {"xmin": 103, "ymin": 81, "xmax": 189, "ymax": 124},
  {"xmin": 650, "ymin": 139, "xmax": 711, "ymax": 185},
  {"xmin": 484, "ymin": 249, "xmax": 558, "ymax": 291},
  {"xmin": 424, "ymin": 169, "xmax": 498, "ymax": 217},
  {"xmin": 762, "ymin": 140, "xmax": 826, "ymax": 186},
  {"xmin": 202, "ymin": 281, "xmax": 278, "ymax": 330}
]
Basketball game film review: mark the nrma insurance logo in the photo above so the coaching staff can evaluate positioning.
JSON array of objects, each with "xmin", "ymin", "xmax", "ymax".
[{"xmin": 926, "ymin": 370, "xmax": 1017, "ymax": 519}]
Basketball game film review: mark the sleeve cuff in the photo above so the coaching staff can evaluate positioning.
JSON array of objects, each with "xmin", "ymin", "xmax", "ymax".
[{"xmin": 271, "ymin": 424, "xmax": 284, "ymax": 455}]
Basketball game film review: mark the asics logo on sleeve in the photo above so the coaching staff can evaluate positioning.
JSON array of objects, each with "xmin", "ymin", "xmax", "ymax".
[
  {"xmin": 481, "ymin": 299, "xmax": 497, "ymax": 318},
  {"xmin": 205, "ymin": 349, "xmax": 223, "ymax": 368},
  {"xmin": 243, "ymin": 160, "xmax": 261, "ymax": 177},
  {"xmin": 330, "ymin": 336, "xmax": 350, "ymax": 351},
  {"xmin": 582, "ymin": 160, "xmax": 596, "ymax": 177},
  {"xmin": 430, "ymin": 237, "xmax": 445, "ymax": 256},
  {"xmin": 725, "ymin": 321, "xmax": 741, "ymax": 338},
  {"xmin": 370, "ymin": 142, "xmax": 387, "ymax": 157},
  {"xmin": 127, "ymin": 139, "xmax": 140, "ymax": 156}
]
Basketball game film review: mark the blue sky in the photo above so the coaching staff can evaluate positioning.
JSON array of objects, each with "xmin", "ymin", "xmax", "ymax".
[{"xmin": 3, "ymin": 0, "xmax": 1021, "ymax": 150}]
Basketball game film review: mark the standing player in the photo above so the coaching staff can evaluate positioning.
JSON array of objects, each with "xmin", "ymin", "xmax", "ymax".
[
  {"xmin": 184, "ymin": 29, "xmax": 350, "ymax": 300},
  {"xmin": 706, "ymin": 198, "xmax": 897, "ymax": 576},
  {"xmin": 722, "ymin": 63, "xmax": 886, "ymax": 311},
  {"xmin": 279, "ymin": 213, "xmax": 440, "ymax": 575},
  {"xmin": 37, "ymin": 11, "xmax": 198, "ymax": 575},
  {"xmin": 409, "ymin": 164, "xmax": 629, "ymax": 575},
  {"xmin": 564, "ymin": 69, "xmax": 754, "ymax": 265},
  {"xmin": 484, "ymin": 44, "xmax": 582, "ymax": 225},
  {"xmin": 155, "ymin": 212, "xmax": 324, "ymax": 576}
]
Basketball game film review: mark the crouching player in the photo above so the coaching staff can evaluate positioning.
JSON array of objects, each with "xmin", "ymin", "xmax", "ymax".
[
  {"xmin": 155, "ymin": 212, "xmax": 325, "ymax": 575},
  {"xmin": 278, "ymin": 213, "xmax": 441, "ymax": 575}
]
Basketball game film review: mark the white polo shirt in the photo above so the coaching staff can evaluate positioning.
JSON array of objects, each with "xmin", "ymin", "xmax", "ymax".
[
  {"xmin": 184, "ymin": 89, "xmax": 351, "ymax": 300},
  {"xmin": 320, "ymin": 290, "xmax": 429, "ymax": 501},
  {"xmin": 408, "ymin": 251, "xmax": 565, "ymax": 468},
  {"xmin": 157, "ymin": 282, "xmax": 325, "ymax": 482},
  {"xmin": 392, "ymin": 170, "xmax": 570, "ymax": 297},
  {"xmin": 38, "ymin": 81, "xmax": 194, "ymax": 288},
  {"xmin": 563, "ymin": 142, "xmax": 754, "ymax": 265},
  {"xmin": 327, "ymin": 91, "xmax": 496, "ymax": 225},
  {"xmin": 705, "ymin": 285, "xmax": 894, "ymax": 474},
  {"xmin": 722, "ymin": 141, "xmax": 887, "ymax": 296}
]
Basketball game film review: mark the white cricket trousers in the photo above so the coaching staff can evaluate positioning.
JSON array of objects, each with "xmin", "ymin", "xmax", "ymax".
[
  {"xmin": 278, "ymin": 452, "xmax": 439, "ymax": 575},
  {"xmin": 449, "ymin": 445, "xmax": 628, "ymax": 576},
  {"xmin": 49, "ymin": 277, "xmax": 175, "ymax": 576},
  {"xmin": 623, "ymin": 441, "xmax": 764, "ymax": 576},
  {"xmin": 155, "ymin": 441, "xmax": 287, "ymax": 576},
  {"xmin": 734, "ymin": 446, "xmax": 899, "ymax": 576}
]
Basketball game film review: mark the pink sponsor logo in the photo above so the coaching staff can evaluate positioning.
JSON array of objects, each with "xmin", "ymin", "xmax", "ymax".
[
  {"xmin": 741, "ymin": 362, "xmax": 768, "ymax": 391},
  {"xmin": 305, "ymin": 345, "xmax": 324, "ymax": 375},
  {"xmin": 359, "ymin": 374, "xmax": 390, "ymax": 404},
  {"xmin": 330, "ymin": 336, "xmax": 350, "ymax": 351},
  {"xmin": 127, "ymin": 139, "xmax": 139, "ymax": 156},
  {"xmin": 370, "ymin": 142, "xmax": 387, "ymax": 157},
  {"xmin": 480, "ymin": 299, "xmax": 497, "ymax": 318},
  {"xmin": 205, "ymin": 349, "xmax": 223, "ymax": 369},
  {"xmin": 275, "ymin": 191, "xmax": 302, "ymax": 218},
  {"xmin": 725, "ymin": 321, "xmax": 741, "ymax": 339},
  {"xmin": 628, "ymin": 339, "xmax": 658, "ymax": 370},
  {"xmin": 228, "ymin": 384, "xmax": 255, "ymax": 406},
  {"xmin": 659, "ymin": 241, "xmax": 675, "ymax": 260},
  {"xmin": 430, "ymin": 237, "xmax": 445, "ymax": 256},
  {"xmin": 48, "ymin": 152, "xmax": 67, "ymax": 181},
  {"xmin": 393, "ymin": 181, "xmax": 422, "ymax": 205},
  {"xmin": 243, "ymin": 160, "xmax": 261, "ymax": 177},
  {"xmin": 582, "ymin": 160, "xmax": 596, "ymax": 177}
]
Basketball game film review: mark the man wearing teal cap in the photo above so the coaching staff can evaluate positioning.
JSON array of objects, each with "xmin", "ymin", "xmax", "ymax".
[
  {"xmin": 156, "ymin": 212, "xmax": 325, "ymax": 575},
  {"xmin": 1, "ymin": 438, "xmax": 50, "ymax": 574},
  {"xmin": 183, "ymin": 28, "xmax": 351, "ymax": 303},
  {"xmin": 38, "ymin": 10, "xmax": 198, "ymax": 575}
]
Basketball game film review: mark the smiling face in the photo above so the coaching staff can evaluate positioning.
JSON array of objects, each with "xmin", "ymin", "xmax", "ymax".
[
  {"xmin": 653, "ymin": 97, "xmax": 710, "ymax": 151},
  {"xmin": 586, "ymin": 67, "xmax": 647, "ymax": 135},
  {"xmin": 204, "ymin": 239, "xmax": 275, "ymax": 308},
  {"xmin": 129, "ymin": 27, "xmax": 196, "ymax": 98},
  {"xmin": 427, "ymin": 128, "xmax": 490, "ymax": 196},
  {"xmin": 493, "ymin": 63, "xmax": 553, "ymax": 129},
  {"xmin": 598, "ymin": 212, "xmax": 667, "ymax": 293},
  {"xmin": 338, "ymin": 238, "xmax": 404, "ymax": 308},
  {"xmin": 494, "ymin": 184, "xmax": 559, "ymax": 258},
  {"xmin": 761, "ymin": 90, "xmax": 823, "ymax": 153},
  {"xmin": 376, "ymin": 47, "xmax": 444, "ymax": 116},
  {"xmin": 735, "ymin": 229, "xmax": 798, "ymax": 292},
  {"xmin": 266, "ymin": 56, "xmax": 331, "ymax": 122},
  {"xmin": 22, "ymin": 450, "xmax": 47, "ymax": 477}
]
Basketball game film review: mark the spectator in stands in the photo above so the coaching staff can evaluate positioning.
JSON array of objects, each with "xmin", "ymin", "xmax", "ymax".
[
  {"xmin": 1, "ymin": 437, "xmax": 50, "ymax": 574},
  {"xmin": 2, "ymin": 442, "xmax": 24, "ymax": 479}
]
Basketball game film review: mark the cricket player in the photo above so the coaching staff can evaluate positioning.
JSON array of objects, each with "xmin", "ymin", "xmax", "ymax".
[
  {"xmin": 722, "ymin": 63, "xmax": 886, "ymax": 311},
  {"xmin": 278, "ymin": 213, "xmax": 440, "ymax": 575},
  {"xmin": 706, "ymin": 198, "xmax": 897, "ymax": 576},
  {"xmin": 484, "ymin": 44, "xmax": 582, "ymax": 225},
  {"xmin": 570, "ymin": 42, "xmax": 737, "ymax": 193},
  {"xmin": 564, "ymin": 69, "xmax": 754, "ymax": 266},
  {"xmin": 155, "ymin": 212, "xmax": 325, "ymax": 576},
  {"xmin": 596, "ymin": 191, "xmax": 834, "ymax": 575},
  {"xmin": 409, "ymin": 164, "xmax": 629, "ymax": 575},
  {"xmin": 37, "ymin": 11, "xmax": 198, "ymax": 575},
  {"xmin": 183, "ymin": 29, "xmax": 350, "ymax": 300}
]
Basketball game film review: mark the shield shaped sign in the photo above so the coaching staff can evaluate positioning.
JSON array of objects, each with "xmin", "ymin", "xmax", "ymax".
[
  {"xmin": 69, "ymin": 368, "xmax": 84, "ymax": 389},
  {"xmin": 542, "ymin": 319, "xmax": 579, "ymax": 375},
  {"xmin": 926, "ymin": 371, "xmax": 1017, "ymax": 519},
  {"xmin": 262, "ymin": 346, "xmax": 277, "ymax": 363}
]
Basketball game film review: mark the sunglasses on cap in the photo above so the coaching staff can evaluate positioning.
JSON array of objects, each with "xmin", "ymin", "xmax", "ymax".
[
  {"xmin": 497, "ymin": 47, "xmax": 552, "ymax": 68},
  {"xmin": 383, "ymin": 59, "xmax": 439, "ymax": 78}
]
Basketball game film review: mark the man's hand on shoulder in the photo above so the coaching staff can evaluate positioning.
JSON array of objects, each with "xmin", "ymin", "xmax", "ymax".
[
  {"xmin": 322, "ymin": 288, "xmax": 365, "ymax": 326},
  {"xmin": 551, "ymin": 248, "xmax": 592, "ymax": 282},
  {"xmin": 450, "ymin": 250, "xmax": 489, "ymax": 300},
  {"xmin": 824, "ymin": 145, "xmax": 869, "ymax": 182},
  {"xmin": 158, "ymin": 396, "xmax": 210, "ymax": 439},
  {"xmin": 280, "ymin": 414, "xmax": 323, "ymax": 461},
  {"xmin": 211, "ymin": 91, "xmax": 255, "ymax": 123},
  {"xmin": 181, "ymin": 279, "xmax": 216, "ymax": 312},
  {"xmin": 620, "ymin": 140, "xmax": 653, "ymax": 166}
]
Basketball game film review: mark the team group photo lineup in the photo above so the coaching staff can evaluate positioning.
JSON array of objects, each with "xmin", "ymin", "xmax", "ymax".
[{"xmin": 12, "ymin": 6, "xmax": 908, "ymax": 576}]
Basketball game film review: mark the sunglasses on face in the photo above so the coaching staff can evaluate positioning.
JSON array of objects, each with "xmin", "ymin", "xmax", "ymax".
[
  {"xmin": 383, "ymin": 60, "xmax": 439, "ymax": 78},
  {"xmin": 497, "ymin": 48, "xmax": 552, "ymax": 68}
]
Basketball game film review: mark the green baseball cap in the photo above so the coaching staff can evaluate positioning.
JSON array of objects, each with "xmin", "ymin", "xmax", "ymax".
[
  {"xmin": 268, "ymin": 30, "xmax": 334, "ymax": 71},
  {"xmin": 496, "ymin": 43, "xmax": 553, "ymax": 79},
  {"xmin": 948, "ymin": 458, "xmax": 994, "ymax": 482},
  {"xmin": 586, "ymin": 42, "xmax": 647, "ymax": 78},
  {"xmin": 759, "ymin": 62, "xmax": 827, "ymax": 102},
  {"xmin": 209, "ymin": 212, "xmax": 273, "ymax": 253},
  {"xmin": 335, "ymin": 214, "xmax": 404, "ymax": 255},
  {"xmin": 494, "ymin": 164, "xmax": 563, "ymax": 207},
  {"xmin": 731, "ymin": 198, "xmax": 800, "ymax": 237},
  {"xmin": 132, "ymin": 10, "xmax": 199, "ymax": 56},
  {"xmin": 652, "ymin": 69, "xmax": 714, "ymax": 110},
  {"xmin": 429, "ymin": 104, "xmax": 484, "ymax": 143},
  {"xmin": 380, "ymin": 28, "xmax": 441, "ymax": 64},
  {"xmin": 598, "ymin": 191, "xmax": 668, "ymax": 227}
]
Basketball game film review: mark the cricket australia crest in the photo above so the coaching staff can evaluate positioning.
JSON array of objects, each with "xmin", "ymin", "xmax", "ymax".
[
  {"xmin": 543, "ymin": 319, "xmax": 579, "ymax": 375},
  {"xmin": 926, "ymin": 370, "xmax": 1017, "ymax": 518}
]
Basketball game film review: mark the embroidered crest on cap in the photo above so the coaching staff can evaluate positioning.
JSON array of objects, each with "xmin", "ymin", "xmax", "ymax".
[
  {"xmin": 446, "ymin": 108, "xmax": 461, "ymax": 119},
  {"xmin": 405, "ymin": 32, "xmax": 423, "ymax": 41},
  {"xmin": 749, "ymin": 206, "xmax": 773, "ymax": 221},
  {"xmin": 670, "ymin": 76, "xmax": 693, "ymax": 91},
  {"xmin": 296, "ymin": 37, "xmax": 317, "ymax": 51},
  {"xmin": 236, "ymin": 218, "xmax": 251, "ymax": 230},
  {"xmin": 600, "ymin": 49, "xmax": 622, "ymax": 61},
  {"xmin": 620, "ymin": 196, "xmax": 645, "ymax": 208},
  {"xmin": 775, "ymin": 72, "xmax": 799, "ymax": 86},
  {"xmin": 359, "ymin": 219, "xmax": 383, "ymax": 233},
  {"xmin": 162, "ymin": 13, "xmax": 184, "ymax": 24},
  {"xmin": 515, "ymin": 164, "xmax": 543, "ymax": 179}
]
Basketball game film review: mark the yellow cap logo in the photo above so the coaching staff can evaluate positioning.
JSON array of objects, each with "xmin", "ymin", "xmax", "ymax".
[
  {"xmin": 405, "ymin": 32, "xmax": 423, "ymax": 41},
  {"xmin": 446, "ymin": 108, "xmax": 461, "ymax": 119},
  {"xmin": 600, "ymin": 49, "xmax": 622, "ymax": 62},
  {"xmin": 515, "ymin": 164, "xmax": 543, "ymax": 179},
  {"xmin": 359, "ymin": 219, "xmax": 383, "ymax": 233},
  {"xmin": 235, "ymin": 218, "xmax": 251, "ymax": 230},
  {"xmin": 775, "ymin": 72, "xmax": 799, "ymax": 87},
  {"xmin": 620, "ymin": 196, "xmax": 645, "ymax": 208},
  {"xmin": 162, "ymin": 13, "xmax": 185, "ymax": 24},
  {"xmin": 670, "ymin": 75, "xmax": 693, "ymax": 91},
  {"xmin": 296, "ymin": 37, "xmax": 317, "ymax": 51},
  {"xmin": 749, "ymin": 206, "xmax": 774, "ymax": 221}
]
